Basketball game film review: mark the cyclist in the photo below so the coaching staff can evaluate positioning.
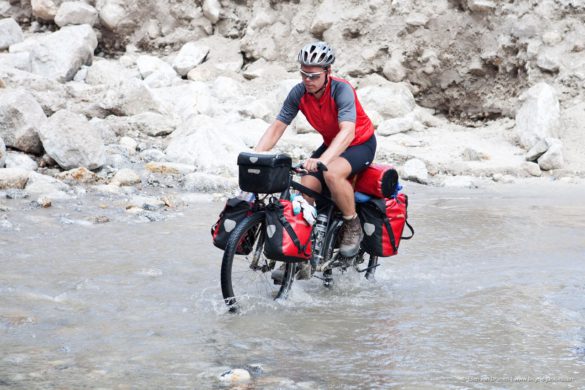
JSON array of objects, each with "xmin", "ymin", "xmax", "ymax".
[{"xmin": 254, "ymin": 41, "xmax": 377, "ymax": 258}]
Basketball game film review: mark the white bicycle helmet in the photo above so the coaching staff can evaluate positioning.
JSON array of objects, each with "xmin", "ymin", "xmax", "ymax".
[{"xmin": 297, "ymin": 41, "xmax": 335, "ymax": 68}]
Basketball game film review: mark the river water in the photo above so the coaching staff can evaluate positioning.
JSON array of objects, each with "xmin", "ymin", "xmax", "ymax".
[{"xmin": 1, "ymin": 182, "xmax": 584, "ymax": 389}]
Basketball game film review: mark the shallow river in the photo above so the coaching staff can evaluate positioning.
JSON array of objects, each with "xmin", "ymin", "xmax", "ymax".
[{"xmin": 1, "ymin": 182, "xmax": 585, "ymax": 389}]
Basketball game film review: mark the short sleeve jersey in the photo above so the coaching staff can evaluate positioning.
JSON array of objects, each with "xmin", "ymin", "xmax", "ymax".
[{"xmin": 276, "ymin": 76, "xmax": 374, "ymax": 147}]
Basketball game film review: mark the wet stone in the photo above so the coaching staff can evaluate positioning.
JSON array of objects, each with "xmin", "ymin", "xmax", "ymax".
[{"xmin": 5, "ymin": 189, "xmax": 29, "ymax": 199}]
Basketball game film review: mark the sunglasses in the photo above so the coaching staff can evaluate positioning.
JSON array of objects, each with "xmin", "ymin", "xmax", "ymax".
[{"xmin": 300, "ymin": 70, "xmax": 326, "ymax": 80}]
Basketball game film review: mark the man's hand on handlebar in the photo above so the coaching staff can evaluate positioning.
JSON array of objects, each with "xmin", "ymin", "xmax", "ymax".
[{"xmin": 302, "ymin": 158, "xmax": 328, "ymax": 173}]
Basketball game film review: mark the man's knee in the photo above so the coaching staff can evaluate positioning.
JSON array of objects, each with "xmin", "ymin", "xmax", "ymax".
[{"xmin": 323, "ymin": 158, "xmax": 352, "ymax": 185}]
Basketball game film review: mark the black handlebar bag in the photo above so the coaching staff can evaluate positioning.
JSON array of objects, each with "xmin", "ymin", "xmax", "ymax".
[
  {"xmin": 263, "ymin": 200, "xmax": 312, "ymax": 263},
  {"xmin": 211, "ymin": 197, "xmax": 254, "ymax": 254},
  {"xmin": 358, "ymin": 193, "xmax": 414, "ymax": 257}
]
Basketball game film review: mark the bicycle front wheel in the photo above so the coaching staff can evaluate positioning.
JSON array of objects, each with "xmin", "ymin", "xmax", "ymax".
[{"xmin": 220, "ymin": 212, "xmax": 295, "ymax": 311}]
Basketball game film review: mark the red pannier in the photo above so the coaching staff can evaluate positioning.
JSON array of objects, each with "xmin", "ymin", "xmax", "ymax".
[
  {"xmin": 211, "ymin": 197, "xmax": 254, "ymax": 254},
  {"xmin": 263, "ymin": 200, "xmax": 312, "ymax": 263},
  {"xmin": 353, "ymin": 164, "xmax": 399, "ymax": 199},
  {"xmin": 358, "ymin": 193, "xmax": 414, "ymax": 257}
]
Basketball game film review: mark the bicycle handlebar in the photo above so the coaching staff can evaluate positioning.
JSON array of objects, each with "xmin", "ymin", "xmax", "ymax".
[{"xmin": 292, "ymin": 161, "xmax": 328, "ymax": 175}]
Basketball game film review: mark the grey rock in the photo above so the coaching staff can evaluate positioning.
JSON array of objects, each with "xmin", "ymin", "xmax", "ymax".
[
  {"xmin": 100, "ymin": 78, "xmax": 163, "ymax": 116},
  {"xmin": 97, "ymin": 0, "xmax": 128, "ymax": 32},
  {"xmin": 9, "ymin": 24, "xmax": 97, "ymax": 82},
  {"xmin": 31, "ymin": 0, "xmax": 61, "ymax": 21},
  {"xmin": 5, "ymin": 151, "xmax": 38, "ymax": 171},
  {"xmin": 0, "ymin": 88, "xmax": 46, "ymax": 155},
  {"xmin": 525, "ymin": 139, "xmax": 549, "ymax": 161},
  {"xmin": 139, "ymin": 148, "xmax": 166, "ymax": 163},
  {"xmin": 110, "ymin": 168, "xmax": 141, "ymax": 186},
  {"xmin": 357, "ymin": 84, "xmax": 416, "ymax": 119},
  {"xmin": 0, "ymin": 52, "xmax": 32, "ymax": 72},
  {"xmin": 172, "ymin": 42, "xmax": 210, "ymax": 76},
  {"xmin": 0, "ymin": 18, "xmax": 23, "ymax": 50},
  {"xmin": 536, "ymin": 53, "xmax": 560, "ymax": 73},
  {"xmin": 467, "ymin": 0, "xmax": 496, "ymax": 12},
  {"xmin": 521, "ymin": 161, "xmax": 542, "ymax": 177},
  {"xmin": 85, "ymin": 58, "xmax": 137, "ymax": 86},
  {"xmin": 537, "ymin": 138, "xmax": 564, "ymax": 170},
  {"xmin": 202, "ymin": 0, "xmax": 221, "ymax": 23},
  {"xmin": 0, "ymin": 168, "xmax": 30, "ymax": 189},
  {"xmin": 5, "ymin": 188, "xmax": 29, "ymax": 199},
  {"xmin": 38, "ymin": 110, "xmax": 106, "ymax": 170},
  {"xmin": 515, "ymin": 82, "xmax": 560, "ymax": 150},
  {"xmin": 402, "ymin": 158, "xmax": 429, "ymax": 184},
  {"xmin": 54, "ymin": 1, "xmax": 98, "ymax": 27}
]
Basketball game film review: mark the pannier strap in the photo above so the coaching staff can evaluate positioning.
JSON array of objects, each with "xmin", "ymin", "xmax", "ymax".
[
  {"xmin": 290, "ymin": 181, "xmax": 329, "ymax": 204},
  {"xmin": 382, "ymin": 217, "xmax": 398, "ymax": 253},
  {"xmin": 278, "ymin": 215, "xmax": 311, "ymax": 257},
  {"xmin": 402, "ymin": 220, "xmax": 414, "ymax": 240}
]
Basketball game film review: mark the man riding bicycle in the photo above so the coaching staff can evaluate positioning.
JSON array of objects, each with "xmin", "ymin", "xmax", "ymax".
[{"xmin": 254, "ymin": 41, "xmax": 377, "ymax": 259}]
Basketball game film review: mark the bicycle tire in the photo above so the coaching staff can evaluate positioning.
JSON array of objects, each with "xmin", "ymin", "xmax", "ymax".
[{"xmin": 220, "ymin": 212, "xmax": 295, "ymax": 311}]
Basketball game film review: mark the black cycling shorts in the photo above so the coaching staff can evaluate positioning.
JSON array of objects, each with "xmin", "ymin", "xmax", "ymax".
[{"xmin": 309, "ymin": 134, "xmax": 377, "ymax": 190}]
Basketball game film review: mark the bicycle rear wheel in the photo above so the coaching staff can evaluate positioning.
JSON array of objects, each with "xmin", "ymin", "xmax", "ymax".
[{"xmin": 220, "ymin": 212, "xmax": 295, "ymax": 311}]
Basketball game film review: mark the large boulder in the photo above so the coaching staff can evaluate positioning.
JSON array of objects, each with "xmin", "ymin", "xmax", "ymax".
[
  {"xmin": 0, "ymin": 52, "xmax": 32, "ymax": 72},
  {"xmin": 25, "ymin": 171, "xmax": 69, "ymax": 194},
  {"xmin": 100, "ymin": 78, "xmax": 163, "ymax": 116},
  {"xmin": 54, "ymin": 1, "xmax": 99, "ymax": 27},
  {"xmin": 0, "ymin": 168, "xmax": 30, "ymax": 189},
  {"xmin": 5, "ymin": 151, "xmax": 38, "ymax": 171},
  {"xmin": 357, "ymin": 83, "xmax": 417, "ymax": 119},
  {"xmin": 85, "ymin": 58, "xmax": 137, "ymax": 86},
  {"xmin": 153, "ymin": 82, "xmax": 215, "ymax": 119},
  {"xmin": 172, "ymin": 42, "xmax": 210, "ymax": 76},
  {"xmin": 38, "ymin": 110, "xmax": 106, "ymax": 170},
  {"xmin": 96, "ymin": 0, "xmax": 130, "ymax": 33},
  {"xmin": 515, "ymin": 82, "xmax": 560, "ymax": 150},
  {"xmin": 0, "ymin": 88, "xmax": 46, "ymax": 155},
  {"xmin": 9, "ymin": 24, "xmax": 97, "ymax": 82},
  {"xmin": 537, "ymin": 138, "xmax": 564, "ymax": 171},
  {"xmin": 31, "ymin": 0, "xmax": 62, "ymax": 21},
  {"xmin": 202, "ymin": 0, "xmax": 221, "ymax": 24},
  {"xmin": 402, "ymin": 158, "xmax": 429, "ymax": 184},
  {"xmin": 165, "ymin": 115, "xmax": 246, "ymax": 175},
  {"xmin": 0, "ymin": 18, "xmax": 23, "ymax": 50}
]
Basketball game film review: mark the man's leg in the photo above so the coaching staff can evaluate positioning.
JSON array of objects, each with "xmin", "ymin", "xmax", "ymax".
[
  {"xmin": 323, "ymin": 156, "xmax": 363, "ymax": 257},
  {"xmin": 322, "ymin": 157, "xmax": 354, "ymax": 216},
  {"xmin": 300, "ymin": 174, "xmax": 322, "ymax": 205}
]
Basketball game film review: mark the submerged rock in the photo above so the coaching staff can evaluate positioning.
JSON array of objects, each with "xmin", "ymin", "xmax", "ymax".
[{"xmin": 219, "ymin": 368, "xmax": 251, "ymax": 383}]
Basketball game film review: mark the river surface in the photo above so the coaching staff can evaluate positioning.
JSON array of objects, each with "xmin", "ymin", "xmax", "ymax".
[{"xmin": 1, "ymin": 182, "xmax": 585, "ymax": 389}]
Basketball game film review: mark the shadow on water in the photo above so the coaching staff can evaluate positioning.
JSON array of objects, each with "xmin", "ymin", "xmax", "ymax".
[{"xmin": 1, "ymin": 182, "xmax": 585, "ymax": 388}]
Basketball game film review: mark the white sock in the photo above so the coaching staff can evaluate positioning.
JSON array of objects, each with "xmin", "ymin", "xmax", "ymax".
[{"xmin": 343, "ymin": 213, "xmax": 357, "ymax": 221}]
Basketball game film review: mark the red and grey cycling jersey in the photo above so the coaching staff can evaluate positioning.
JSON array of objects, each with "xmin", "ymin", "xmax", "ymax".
[{"xmin": 276, "ymin": 76, "xmax": 375, "ymax": 147}]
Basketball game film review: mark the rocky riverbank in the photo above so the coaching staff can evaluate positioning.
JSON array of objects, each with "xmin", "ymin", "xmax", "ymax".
[{"xmin": 1, "ymin": 0, "xmax": 585, "ymax": 221}]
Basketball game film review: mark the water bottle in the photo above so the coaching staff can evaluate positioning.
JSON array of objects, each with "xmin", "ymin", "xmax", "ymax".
[{"xmin": 311, "ymin": 213, "xmax": 328, "ymax": 269}]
